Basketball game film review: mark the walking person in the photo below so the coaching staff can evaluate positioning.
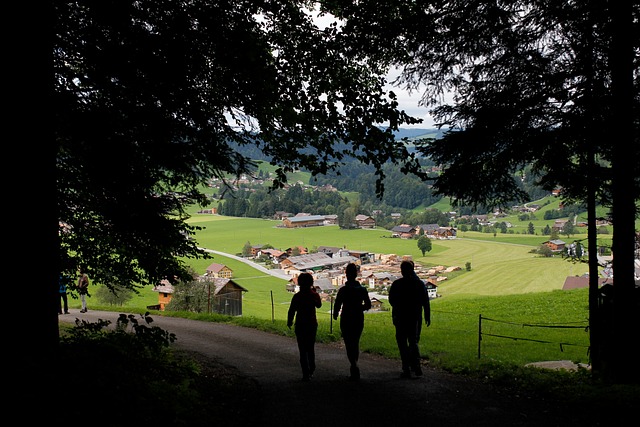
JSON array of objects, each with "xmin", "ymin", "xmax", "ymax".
[
  {"xmin": 78, "ymin": 269, "xmax": 90, "ymax": 313},
  {"xmin": 389, "ymin": 260, "xmax": 431, "ymax": 378},
  {"xmin": 59, "ymin": 274, "xmax": 70, "ymax": 314},
  {"xmin": 287, "ymin": 272, "xmax": 322, "ymax": 381},
  {"xmin": 333, "ymin": 263, "xmax": 371, "ymax": 380}
]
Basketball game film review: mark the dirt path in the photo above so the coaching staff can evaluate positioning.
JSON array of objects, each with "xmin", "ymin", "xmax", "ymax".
[{"xmin": 62, "ymin": 310, "xmax": 609, "ymax": 426}]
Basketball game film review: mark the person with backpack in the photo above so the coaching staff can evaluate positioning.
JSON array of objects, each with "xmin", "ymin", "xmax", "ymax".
[{"xmin": 389, "ymin": 260, "xmax": 431, "ymax": 378}]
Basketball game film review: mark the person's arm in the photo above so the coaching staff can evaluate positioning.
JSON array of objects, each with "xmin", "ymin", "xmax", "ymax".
[
  {"xmin": 287, "ymin": 295, "xmax": 296, "ymax": 328},
  {"xmin": 422, "ymin": 284, "xmax": 431, "ymax": 326},
  {"xmin": 388, "ymin": 282, "xmax": 396, "ymax": 307},
  {"xmin": 312, "ymin": 288, "xmax": 322, "ymax": 308},
  {"xmin": 333, "ymin": 290, "xmax": 342, "ymax": 320},
  {"xmin": 362, "ymin": 288, "xmax": 372, "ymax": 311}
]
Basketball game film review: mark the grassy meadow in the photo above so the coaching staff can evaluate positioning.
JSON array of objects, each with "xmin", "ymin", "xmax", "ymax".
[{"xmin": 72, "ymin": 213, "xmax": 600, "ymax": 372}]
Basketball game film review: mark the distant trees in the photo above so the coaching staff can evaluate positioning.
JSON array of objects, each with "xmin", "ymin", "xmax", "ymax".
[
  {"xmin": 527, "ymin": 222, "xmax": 535, "ymax": 235},
  {"xmin": 339, "ymin": 207, "xmax": 356, "ymax": 229},
  {"xmin": 562, "ymin": 221, "xmax": 576, "ymax": 239},
  {"xmin": 218, "ymin": 185, "xmax": 350, "ymax": 219},
  {"xmin": 242, "ymin": 242, "xmax": 253, "ymax": 258}
]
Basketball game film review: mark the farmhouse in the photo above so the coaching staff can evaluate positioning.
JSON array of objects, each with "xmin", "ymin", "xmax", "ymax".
[
  {"xmin": 205, "ymin": 262, "xmax": 233, "ymax": 278},
  {"xmin": 391, "ymin": 224, "xmax": 416, "ymax": 239},
  {"xmin": 417, "ymin": 223, "xmax": 440, "ymax": 236},
  {"xmin": 543, "ymin": 239, "xmax": 566, "ymax": 252},
  {"xmin": 417, "ymin": 224, "xmax": 457, "ymax": 239},
  {"xmin": 369, "ymin": 297, "xmax": 385, "ymax": 311},
  {"xmin": 552, "ymin": 219, "xmax": 569, "ymax": 232},
  {"xmin": 355, "ymin": 214, "xmax": 376, "ymax": 228},
  {"xmin": 257, "ymin": 248, "xmax": 287, "ymax": 263},
  {"xmin": 323, "ymin": 214, "xmax": 338, "ymax": 225},
  {"xmin": 562, "ymin": 275, "xmax": 614, "ymax": 290},
  {"xmin": 282, "ymin": 215, "xmax": 325, "ymax": 228},
  {"xmin": 363, "ymin": 271, "xmax": 399, "ymax": 289}
]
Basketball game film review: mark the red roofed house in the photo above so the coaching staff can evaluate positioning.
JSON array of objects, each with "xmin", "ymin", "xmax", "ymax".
[{"xmin": 206, "ymin": 263, "xmax": 233, "ymax": 278}]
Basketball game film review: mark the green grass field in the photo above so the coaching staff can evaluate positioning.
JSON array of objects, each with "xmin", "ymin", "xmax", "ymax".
[{"xmin": 72, "ymin": 214, "xmax": 598, "ymax": 371}]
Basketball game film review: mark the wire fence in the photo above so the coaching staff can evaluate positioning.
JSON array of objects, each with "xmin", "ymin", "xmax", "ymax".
[
  {"xmin": 477, "ymin": 314, "xmax": 590, "ymax": 359},
  {"xmin": 238, "ymin": 292, "xmax": 591, "ymax": 363}
]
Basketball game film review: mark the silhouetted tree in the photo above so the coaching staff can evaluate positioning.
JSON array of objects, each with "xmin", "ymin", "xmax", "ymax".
[
  {"xmin": 339, "ymin": 0, "xmax": 639, "ymax": 383},
  {"xmin": 46, "ymin": 1, "xmax": 427, "ymax": 368}
]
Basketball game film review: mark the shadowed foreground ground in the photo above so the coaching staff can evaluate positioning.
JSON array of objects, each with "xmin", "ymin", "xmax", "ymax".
[{"xmin": 59, "ymin": 310, "xmax": 634, "ymax": 426}]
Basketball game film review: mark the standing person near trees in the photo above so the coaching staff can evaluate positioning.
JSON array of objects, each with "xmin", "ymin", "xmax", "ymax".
[
  {"xmin": 389, "ymin": 260, "xmax": 431, "ymax": 379},
  {"xmin": 333, "ymin": 263, "xmax": 372, "ymax": 380},
  {"xmin": 287, "ymin": 272, "xmax": 322, "ymax": 381},
  {"xmin": 58, "ymin": 274, "xmax": 69, "ymax": 315},
  {"xmin": 77, "ymin": 269, "xmax": 90, "ymax": 313}
]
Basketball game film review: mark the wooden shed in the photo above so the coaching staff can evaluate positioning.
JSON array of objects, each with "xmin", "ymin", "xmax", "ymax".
[
  {"xmin": 208, "ymin": 278, "xmax": 248, "ymax": 316},
  {"xmin": 151, "ymin": 279, "xmax": 174, "ymax": 311},
  {"xmin": 151, "ymin": 277, "xmax": 247, "ymax": 316}
]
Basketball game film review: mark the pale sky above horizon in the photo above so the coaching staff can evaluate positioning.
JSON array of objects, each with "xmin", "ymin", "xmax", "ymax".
[{"xmin": 308, "ymin": 8, "xmax": 438, "ymax": 129}]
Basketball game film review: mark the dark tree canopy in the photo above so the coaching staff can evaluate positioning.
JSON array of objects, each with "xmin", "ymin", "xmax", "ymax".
[
  {"xmin": 54, "ymin": 0, "xmax": 425, "ymax": 291},
  {"xmin": 329, "ymin": 0, "xmax": 639, "ymax": 384}
]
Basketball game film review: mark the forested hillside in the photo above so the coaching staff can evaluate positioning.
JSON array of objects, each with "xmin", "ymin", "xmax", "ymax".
[
  {"xmin": 221, "ymin": 130, "xmax": 570, "ymax": 222},
  {"xmin": 216, "ymin": 162, "xmax": 556, "ymax": 221}
]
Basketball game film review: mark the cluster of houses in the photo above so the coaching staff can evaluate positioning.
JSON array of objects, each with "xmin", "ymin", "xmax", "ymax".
[
  {"xmin": 275, "ymin": 213, "xmax": 461, "ymax": 240},
  {"xmin": 152, "ymin": 245, "xmax": 449, "ymax": 315},
  {"xmin": 391, "ymin": 223, "xmax": 457, "ymax": 239}
]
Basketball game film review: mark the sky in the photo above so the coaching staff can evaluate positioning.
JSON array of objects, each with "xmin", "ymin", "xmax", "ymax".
[
  {"xmin": 308, "ymin": 8, "xmax": 438, "ymax": 129},
  {"xmin": 384, "ymin": 68, "xmax": 436, "ymax": 129}
]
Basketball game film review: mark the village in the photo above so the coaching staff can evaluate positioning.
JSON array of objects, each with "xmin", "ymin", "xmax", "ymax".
[
  {"xmin": 152, "ymin": 240, "xmax": 461, "ymax": 315},
  {"xmin": 151, "ymin": 208, "xmax": 618, "ymax": 316}
]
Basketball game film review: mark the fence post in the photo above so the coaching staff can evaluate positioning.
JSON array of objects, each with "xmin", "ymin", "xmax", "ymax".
[
  {"xmin": 478, "ymin": 314, "xmax": 482, "ymax": 359},
  {"xmin": 271, "ymin": 290, "xmax": 274, "ymax": 323}
]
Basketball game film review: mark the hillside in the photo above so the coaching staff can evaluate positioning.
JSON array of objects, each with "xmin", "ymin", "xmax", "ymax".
[{"xmin": 391, "ymin": 127, "xmax": 445, "ymax": 140}]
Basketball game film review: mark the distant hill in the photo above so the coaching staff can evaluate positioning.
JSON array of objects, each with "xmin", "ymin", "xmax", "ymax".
[{"xmin": 391, "ymin": 128, "xmax": 445, "ymax": 140}]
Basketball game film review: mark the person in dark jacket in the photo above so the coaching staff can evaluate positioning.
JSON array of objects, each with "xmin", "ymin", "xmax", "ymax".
[
  {"xmin": 58, "ymin": 274, "xmax": 69, "ymax": 315},
  {"xmin": 287, "ymin": 272, "xmax": 322, "ymax": 381},
  {"xmin": 389, "ymin": 260, "xmax": 431, "ymax": 378},
  {"xmin": 333, "ymin": 263, "xmax": 372, "ymax": 380}
]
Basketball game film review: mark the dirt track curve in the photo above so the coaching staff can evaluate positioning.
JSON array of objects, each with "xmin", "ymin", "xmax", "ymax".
[{"xmin": 61, "ymin": 310, "xmax": 611, "ymax": 427}]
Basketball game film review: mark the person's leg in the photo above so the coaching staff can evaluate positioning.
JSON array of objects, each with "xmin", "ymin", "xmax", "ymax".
[
  {"xmin": 395, "ymin": 325, "xmax": 411, "ymax": 376},
  {"xmin": 62, "ymin": 293, "xmax": 69, "ymax": 313},
  {"xmin": 58, "ymin": 294, "xmax": 63, "ymax": 314},
  {"xmin": 341, "ymin": 320, "xmax": 358, "ymax": 366},
  {"xmin": 308, "ymin": 325, "xmax": 318, "ymax": 377},
  {"xmin": 408, "ymin": 319, "xmax": 423, "ymax": 376},
  {"xmin": 80, "ymin": 294, "xmax": 87, "ymax": 312},
  {"xmin": 295, "ymin": 332, "xmax": 310, "ymax": 379}
]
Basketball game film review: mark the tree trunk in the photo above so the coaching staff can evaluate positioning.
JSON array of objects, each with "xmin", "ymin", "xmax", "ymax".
[{"xmin": 608, "ymin": 0, "xmax": 639, "ymax": 385}]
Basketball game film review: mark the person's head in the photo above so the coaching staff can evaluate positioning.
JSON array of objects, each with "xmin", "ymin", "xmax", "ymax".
[
  {"xmin": 400, "ymin": 260, "xmax": 415, "ymax": 278},
  {"xmin": 345, "ymin": 263, "xmax": 358, "ymax": 281},
  {"xmin": 297, "ymin": 272, "xmax": 314, "ymax": 290}
]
